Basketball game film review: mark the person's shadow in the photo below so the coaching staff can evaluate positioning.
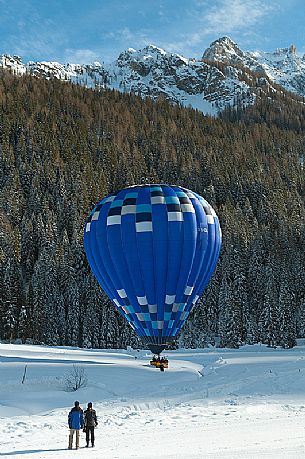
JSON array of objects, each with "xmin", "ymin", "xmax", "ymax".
[{"xmin": 1, "ymin": 447, "xmax": 74, "ymax": 456}]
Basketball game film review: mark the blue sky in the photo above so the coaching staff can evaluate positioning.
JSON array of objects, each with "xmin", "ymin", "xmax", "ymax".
[{"xmin": 0, "ymin": 0, "xmax": 304, "ymax": 63}]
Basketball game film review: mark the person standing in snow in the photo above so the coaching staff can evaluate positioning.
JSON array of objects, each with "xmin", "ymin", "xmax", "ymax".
[
  {"xmin": 68, "ymin": 400, "xmax": 84, "ymax": 450},
  {"xmin": 84, "ymin": 402, "xmax": 98, "ymax": 448}
]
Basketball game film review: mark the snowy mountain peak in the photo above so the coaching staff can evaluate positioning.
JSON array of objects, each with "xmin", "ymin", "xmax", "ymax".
[
  {"xmin": 118, "ymin": 45, "xmax": 166, "ymax": 62},
  {"xmin": 0, "ymin": 36, "xmax": 304, "ymax": 115},
  {"xmin": 202, "ymin": 36, "xmax": 245, "ymax": 63},
  {"xmin": 273, "ymin": 44, "xmax": 297, "ymax": 56},
  {"xmin": 141, "ymin": 44, "xmax": 167, "ymax": 55}
]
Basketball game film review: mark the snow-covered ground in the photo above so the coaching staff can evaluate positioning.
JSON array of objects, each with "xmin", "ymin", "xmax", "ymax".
[{"xmin": 1, "ymin": 343, "xmax": 305, "ymax": 458}]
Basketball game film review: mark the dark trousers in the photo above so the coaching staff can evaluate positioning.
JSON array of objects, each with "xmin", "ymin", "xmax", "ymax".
[{"xmin": 86, "ymin": 426, "xmax": 95, "ymax": 445}]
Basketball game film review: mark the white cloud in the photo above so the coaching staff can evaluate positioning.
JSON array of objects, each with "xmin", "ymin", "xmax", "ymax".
[
  {"xmin": 0, "ymin": 9, "xmax": 63, "ymax": 61},
  {"xmin": 203, "ymin": 0, "xmax": 272, "ymax": 32},
  {"xmin": 161, "ymin": 0, "xmax": 274, "ymax": 57},
  {"xmin": 5, "ymin": 35, "xmax": 57, "ymax": 61},
  {"xmin": 106, "ymin": 27, "xmax": 149, "ymax": 46},
  {"xmin": 63, "ymin": 48, "xmax": 99, "ymax": 64}
]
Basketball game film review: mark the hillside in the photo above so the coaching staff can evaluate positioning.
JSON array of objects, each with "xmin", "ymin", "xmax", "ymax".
[
  {"xmin": 1, "ymin": 37, "xmax": 305, "ymax": 115},
  {"xmin": 0, "ymin": 70, "xmax": 304, "ymax": 349}
]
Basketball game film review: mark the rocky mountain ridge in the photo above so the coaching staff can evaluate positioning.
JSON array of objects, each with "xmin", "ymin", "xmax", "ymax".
[{"xmin": 1, "ymin": 36, "xmax": 304, "ymax": 114}]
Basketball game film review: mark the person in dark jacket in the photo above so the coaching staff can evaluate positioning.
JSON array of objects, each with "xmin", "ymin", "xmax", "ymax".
[
  {"xmin": 84, "ymin": 402, "xmax": 98, "ymax": 447},
  {"xmin": 68, "ymin": 401, "xmax": 84, "ymax": 450}
]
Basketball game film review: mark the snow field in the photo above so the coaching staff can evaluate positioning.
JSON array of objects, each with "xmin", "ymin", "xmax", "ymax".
[{"xmin": 1, "ymin": 343, "xmax": 305, "ymax": 458}]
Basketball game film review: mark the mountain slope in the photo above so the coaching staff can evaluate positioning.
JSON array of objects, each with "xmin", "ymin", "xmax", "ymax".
[
  {"xmin": 203, "ymin": 37, "xmax": 305, "ymax": 98},
  {"xmin": 1, "ymin": 36, "xmax": 304, "ymax": 115}
]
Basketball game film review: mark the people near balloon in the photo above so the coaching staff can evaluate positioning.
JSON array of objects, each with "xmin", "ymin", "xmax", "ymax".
[
  {"xmin": 84, "ymin": 402, "xmax": 98, "ymax": 448},
  {"xmin": 84, "ymin": 184, "xmax": 221, "ymax": 360},
  {"xmin": 68, "ymin": 401, "xmax": 84, "ymax": 450}
]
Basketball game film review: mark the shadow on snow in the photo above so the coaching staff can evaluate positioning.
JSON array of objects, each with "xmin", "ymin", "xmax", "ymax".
[
  {"xmin": 0, "ymin": 356, "xmax": 114, "ymax": 366},
  {"xmin": 1, "ymin": 447, "xmax": 84, "ymax": 455}
]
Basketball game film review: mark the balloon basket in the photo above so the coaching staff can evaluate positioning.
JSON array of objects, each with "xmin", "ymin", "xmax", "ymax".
[{"xmin": 150, "ymin": 355, "xmax": 169, "ymax": 370}]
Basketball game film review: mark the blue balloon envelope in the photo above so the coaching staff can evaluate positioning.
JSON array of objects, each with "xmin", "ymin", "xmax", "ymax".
[{"xmin": 84, "ymin": 184, "xmax": 221, "ymax": 354}]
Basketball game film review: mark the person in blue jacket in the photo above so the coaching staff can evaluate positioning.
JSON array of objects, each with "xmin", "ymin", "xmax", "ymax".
[{"xmin": 68, "ymin": 401, "xmax": 84, "ymax": 449}]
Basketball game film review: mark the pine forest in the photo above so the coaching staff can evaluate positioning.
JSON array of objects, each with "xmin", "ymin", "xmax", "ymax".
[{"xmin": 0, "ymin": 70, "xmax": 304, "ymax": 350}]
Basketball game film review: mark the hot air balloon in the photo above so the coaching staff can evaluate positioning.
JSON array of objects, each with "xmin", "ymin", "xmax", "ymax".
[{"xmin": 84, "ymin": 184, "xmax": 221, "ymax": 355}]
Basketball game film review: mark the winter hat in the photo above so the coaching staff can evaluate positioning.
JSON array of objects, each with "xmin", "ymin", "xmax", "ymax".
[
  {"xmin": 87, "ymin": 402, "xmax": 92, "ymax": 408},
  {"xmin": 74, "ymin": 401, "xmax": 80, "ymax": 407}
]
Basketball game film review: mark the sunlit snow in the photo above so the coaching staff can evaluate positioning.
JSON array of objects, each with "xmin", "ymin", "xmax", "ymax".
[{"xmin": 1, "ymin": 343, "xmax": 305, "ymax": 458}]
